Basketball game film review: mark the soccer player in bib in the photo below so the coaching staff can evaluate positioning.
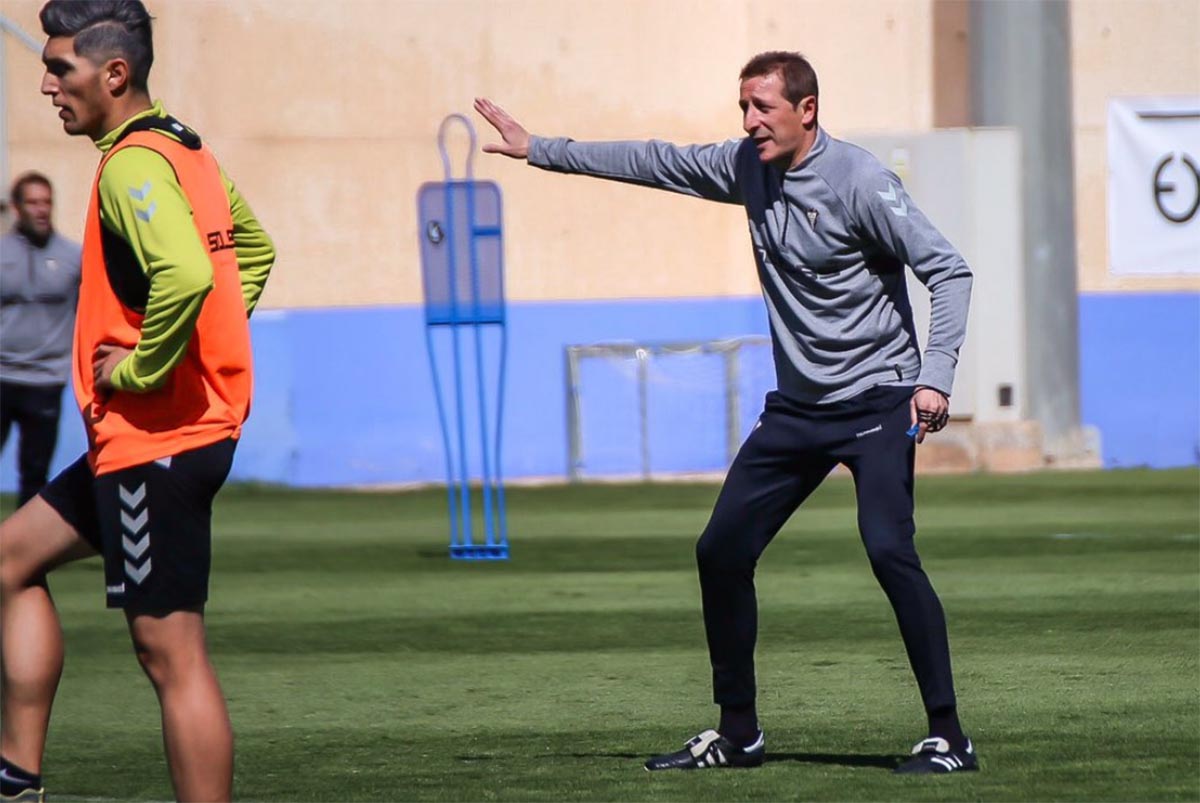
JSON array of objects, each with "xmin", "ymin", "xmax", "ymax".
[
  {"xmin": 1, "ymin": 2, "xmax": 274, "ymax": 800},
  {"xmin": 476, "ymin": 51, "xmax": 978, "ymax": 775}
]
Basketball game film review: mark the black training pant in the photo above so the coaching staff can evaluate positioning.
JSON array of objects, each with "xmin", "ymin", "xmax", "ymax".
[
  {"xmin": 695, "ymin": 384, "xmax": 957, "ymax": 714},
  {"xmin": 0, "ymin": 381, "xmax": 65, "ymax": 505}
]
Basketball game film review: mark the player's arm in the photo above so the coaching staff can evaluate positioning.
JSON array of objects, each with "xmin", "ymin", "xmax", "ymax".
[
  {"xmin": 847, "ymin": 165, "xmax": 972, "ymax": 441},
  {"xmin": 474, "ymin": 97, "xmax": 745, "ymax": 204},
  {"xmin": 848, "ymin": 167, "xmax": 973, "ymax": 399},
  {"xmin": 96, "ymin": 147, "xmax": 214, "ymax": 394},
  {"xmin": 221, "ymin": 169, "xmax": 275, "ymax": 316}
]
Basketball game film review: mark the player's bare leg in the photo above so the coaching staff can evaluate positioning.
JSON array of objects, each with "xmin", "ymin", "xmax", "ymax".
[
  {"xmin": 127, "ymin": 608, "xmax": 232, "ymax": 803},
  {"xmin": 0, "ymin": 496, "xmax": 96, "ymax": 777}
]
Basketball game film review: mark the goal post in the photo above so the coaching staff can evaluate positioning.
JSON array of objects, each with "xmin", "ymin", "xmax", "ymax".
[{"xmin": 564, "ymin": 336, "xmax": 773, "ymax": 482}]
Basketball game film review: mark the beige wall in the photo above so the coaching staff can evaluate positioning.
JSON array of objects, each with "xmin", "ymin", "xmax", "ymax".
[
  {"xmin": 7, "ymin": 0, "xmax": 1196, "ymax": 307},
  {"xmin": 1070, "ymin": 0, "xmax": 1200, "ymax": 293},
  {"xmin": 7, "ymin": 0, "xmax": 941, "ymax": 309}
]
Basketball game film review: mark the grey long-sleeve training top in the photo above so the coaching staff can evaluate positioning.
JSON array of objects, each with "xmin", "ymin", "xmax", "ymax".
[
  {"xmin": 528, "ymin": 127, "xmax": 973, "ymax": 405},
  {"xmin": 0, "ymin": 229, "xmax": 82, "ymax": 386}
]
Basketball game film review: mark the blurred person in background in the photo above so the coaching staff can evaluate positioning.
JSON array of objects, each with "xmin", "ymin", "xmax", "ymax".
[
  {"xmin": 477, "ymin": 50, "xmax": 977, "ymax": 776},
  {"xmin": 0, "ymin": 2, "xmax": 274, "ymax": 801},
  {"xmin": 1, "ymin": 172, "xmax": 81, "ymax": 507}
]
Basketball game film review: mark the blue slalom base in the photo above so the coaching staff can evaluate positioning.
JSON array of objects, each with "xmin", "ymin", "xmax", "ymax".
[{"xmin": 449, "ymin": 543, "xmax": 510, "ymax": 560}]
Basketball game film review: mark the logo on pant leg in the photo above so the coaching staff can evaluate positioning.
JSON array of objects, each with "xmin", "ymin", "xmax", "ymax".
[
  {"xmin": 119, "ymin": 482, "xmax": 152, "ymax": 585},
  {"xmin": 855, "ymin": 424, "xmax": 883, "ymax": 438}
]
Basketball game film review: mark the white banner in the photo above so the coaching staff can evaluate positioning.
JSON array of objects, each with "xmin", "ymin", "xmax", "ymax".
[{"xmin": 1107, "ymin": 97, "xmax": 1200, "ymax": 276}]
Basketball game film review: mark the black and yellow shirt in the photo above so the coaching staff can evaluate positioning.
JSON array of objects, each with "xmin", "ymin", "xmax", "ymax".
[{"xmin": 94, "ymin": 100, "xmax": 274, "ymax": 393}]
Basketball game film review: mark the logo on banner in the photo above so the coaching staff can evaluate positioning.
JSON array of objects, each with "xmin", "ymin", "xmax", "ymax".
[
  {"xmin": 1107, "ymin": 98, "xmax": 1200, "ymax": 276},
  {"xmin": 1152, "ymin": 152, "xmax": 1200, "ymax": 224}
]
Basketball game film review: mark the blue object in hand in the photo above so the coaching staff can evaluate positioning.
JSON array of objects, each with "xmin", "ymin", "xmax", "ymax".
[{"xmin": 906, "ymin": 423, "xmax": 921, "ymax": 439}]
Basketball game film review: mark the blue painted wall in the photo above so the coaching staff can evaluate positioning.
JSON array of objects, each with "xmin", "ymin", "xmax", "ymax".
[
  {"xmin": 3, "ymin": 291, "xmax": 1196, "ymax": 491},
  {"xmin": 1, "ymin": 298, "xmax": 771, "ymax": 489},
  {"xmin": 1078, "ymin": 292, "xmax": 1200, "ymax": 469}
]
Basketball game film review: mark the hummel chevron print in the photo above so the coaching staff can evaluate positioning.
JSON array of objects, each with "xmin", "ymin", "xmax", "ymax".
[
  {"xmin": 877, "ymin": 182, "xmax": 909, "ymax": 217},
  {"xmin": 128, "ymin": 181, "xmax": 158, "ymax": 222},
  {"xmin": 120, "ymin": 482, "xmax": 152, "ymax": 585}
]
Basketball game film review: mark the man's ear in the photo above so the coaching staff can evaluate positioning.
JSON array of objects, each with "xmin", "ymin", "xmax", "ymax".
[
  {"xmin": 799, "ymin": 95, "xmax": 817, "ymax": 126},
  {"xmin": 104, "ymin": 57, "xmax": 132, "ymax": 97}
]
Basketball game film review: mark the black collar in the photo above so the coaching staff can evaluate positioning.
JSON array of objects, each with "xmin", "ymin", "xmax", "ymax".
[{"xmin": 112, "ymin": 114, "xmax": 202, "ymax": 150}]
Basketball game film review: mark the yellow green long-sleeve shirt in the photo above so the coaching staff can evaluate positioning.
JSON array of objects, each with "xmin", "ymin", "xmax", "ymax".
[{"xmin": 95, "ymin": 101, "xmax": 275, "ymax": 393}]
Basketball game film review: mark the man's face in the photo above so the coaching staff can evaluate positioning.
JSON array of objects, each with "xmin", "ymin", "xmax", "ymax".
[
  {"xmin": 41, "ymin": 35, "xmax": 110, "ymax": 139},
  {"xmin": 15, "ymin": 182, "xmax": 53, "ymax": 239},
  {"xmin": 739, "ymin": 71, "xmax": 813, "ymax": 169}
]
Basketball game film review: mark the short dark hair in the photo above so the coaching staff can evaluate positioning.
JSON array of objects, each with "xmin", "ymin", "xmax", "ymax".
[
  {"xmin": 40, "ymin": 0, "xmax": 154, "ymax": 92},
  {"xmin": 739, "ymin": 51, "xmax": 819, "ymax": 107},
  {"xmin": 11, "ymin": 172, "xmax": 53, "ymax": 206}
]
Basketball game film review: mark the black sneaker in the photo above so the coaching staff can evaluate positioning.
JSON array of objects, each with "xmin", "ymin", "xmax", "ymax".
[
  {"xmin": 644, "ymin": 729, "xmax": 765, "ymax": 771},
  {"xmin": 894, "ymin": 737, "xmax": 979, "ymax": 774}
]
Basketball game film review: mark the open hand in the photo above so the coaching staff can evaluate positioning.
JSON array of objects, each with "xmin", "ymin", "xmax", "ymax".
[
  {"xmin": 474, "ymin": 97, "xmax": 531, "ymax": 159},
  {"xmin": 93, "ymin": 343, "xmax": 132, "ymax": 395},
  {"xmin": 909, "ymin": 387, "xmax": 949, "ymax": 444}
]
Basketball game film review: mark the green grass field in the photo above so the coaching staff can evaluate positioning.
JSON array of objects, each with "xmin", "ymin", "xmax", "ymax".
[{"xmin": 6, "ymin": 468, "xmax": 1199, "ymax": 801}]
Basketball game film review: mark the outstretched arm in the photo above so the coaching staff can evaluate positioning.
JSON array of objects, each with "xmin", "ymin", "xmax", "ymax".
[{"xmin": 474, "ymin": 97, "xmax": 745, "ymax": 205}]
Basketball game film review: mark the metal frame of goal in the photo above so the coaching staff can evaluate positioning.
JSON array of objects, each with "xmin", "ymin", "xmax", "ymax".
[{"xmin": 564, "ymin": 336, "xmax": 772, "ymax": 482}]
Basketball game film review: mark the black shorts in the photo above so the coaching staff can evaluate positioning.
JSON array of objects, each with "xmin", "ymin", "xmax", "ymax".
[{"xmin": 39, "ymin": 438, "xmax": 236, "ymax": 612}]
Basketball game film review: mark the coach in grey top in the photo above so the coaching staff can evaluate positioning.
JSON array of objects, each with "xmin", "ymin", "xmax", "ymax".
[
  {"xmin": 477, "ymin": 51, "xmax": 978, "ymax": 775},
  {"xmin": 528, "ymin": 123, "xmax": 971, "ymax": 407},
  {"xmin": 1, "ymin": 172, "xmax": 81, "ymax": 503}
]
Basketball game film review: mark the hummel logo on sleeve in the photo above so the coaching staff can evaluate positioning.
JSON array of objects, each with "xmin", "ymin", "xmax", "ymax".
[
  {"xmin": 128, "ymin": 181, "xmax": 157, "ymax": 222},
  {"xmin": 877, "ymin": 182, "xmax": 909, "ymax": 217}
]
